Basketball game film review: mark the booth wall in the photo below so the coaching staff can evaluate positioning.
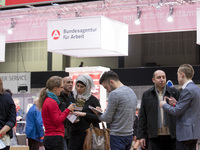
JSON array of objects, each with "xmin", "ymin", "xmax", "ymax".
[{"xmin": 0, "ymin": 31, "xmax": 199, "ymax": 73}]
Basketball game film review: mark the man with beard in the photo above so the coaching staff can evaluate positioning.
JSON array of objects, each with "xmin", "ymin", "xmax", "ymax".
[
  {"xmin": 58, "ymin": 76, "xmax": 73, "ymax": 150},
  {"xmin": 138, "ymin": 70, "xmax": 180, "ymax": 150},
  {"xmin": 94, "ymin": 70, "xmax": 138, "ymax": 150}
]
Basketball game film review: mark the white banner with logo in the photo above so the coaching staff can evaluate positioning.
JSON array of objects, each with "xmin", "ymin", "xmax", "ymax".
[
  {"xmin": 47, "ymin": 16, "xmax": 128, "ymax": 57},
  {"xmin": 0, "ymin": 72, "xmax": 31, "ymax": 94},
  {"xmin": 0, "ymin": 34, "xmax": 5, "ymax": 62}
]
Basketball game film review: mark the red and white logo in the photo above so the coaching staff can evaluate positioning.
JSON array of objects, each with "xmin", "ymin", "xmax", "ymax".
[{"xmin": 51, "ymin": 30, "xmax": 60, "ymax": 40}]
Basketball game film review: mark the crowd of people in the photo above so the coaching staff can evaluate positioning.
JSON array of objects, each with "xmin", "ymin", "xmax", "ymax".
[{"xmin": 0, "ymin": 64, "xmax": 200, "ymax": 150}]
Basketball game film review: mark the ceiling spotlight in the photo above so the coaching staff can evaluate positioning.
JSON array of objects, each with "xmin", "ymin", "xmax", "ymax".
[
  {"xmin": 135, "ymin": 7, "xmax": 141, "ymax": 25},
  {"xmin": 75, "ymin": 12, "xmax": 81, "ymax": 17},
  {"xmin": 7, "ymin": 18, "xmax": 16, "ymax": 35},
  {"xmin": 57, "ymin": 13, "xmax": 61, "ymax": 19},
  {"xmin": 51, "ymin": 2, "xmax": 59, "ymax": 6},
  {"xmin": 156, "ymin": 0, "xmax": 164, "ymax": 9},
  {"xmin": 167, "ymin": 5, "xmax": 174, "ymax": 22}
]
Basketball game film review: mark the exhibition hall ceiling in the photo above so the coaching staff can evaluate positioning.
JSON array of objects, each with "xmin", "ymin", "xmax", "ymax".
[{"xmin": 0, "ymin": 0, "xmax": 199, "ymax": 19}]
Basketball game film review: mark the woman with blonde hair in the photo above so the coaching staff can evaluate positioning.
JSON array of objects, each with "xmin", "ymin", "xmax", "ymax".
[{"xmin": 38, "ymin": 76, "xmax": 75, "ymax": 150}]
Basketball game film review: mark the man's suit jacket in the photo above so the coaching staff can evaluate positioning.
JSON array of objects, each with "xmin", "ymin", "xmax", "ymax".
[{"xmin": 163, "ymin": 82, "xmax": 200, "ymax": 141}]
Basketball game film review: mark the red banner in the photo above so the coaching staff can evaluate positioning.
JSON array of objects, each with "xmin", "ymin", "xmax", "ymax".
[{"xmin": 5, "ymin": 0, "xmax": 53, "ymax": 6}]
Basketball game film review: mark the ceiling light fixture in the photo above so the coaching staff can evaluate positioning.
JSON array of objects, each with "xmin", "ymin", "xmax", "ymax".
[
  {"xmin": 135, "ymin": 7, "xmax": 141, "ymax": 25},
  {"xmin": 75, "ymin": 12, "xmax": 81, "ymax": 17},
  {"xmin": 167, "ymin": 5, "xmax": 174, "ymax": 22},
  {"xmin": 51, "ymin": 2, "xmax": 59, "ymax": 6},
  {"xmin": 156, "ymin": 0, "xmax": 164, "ymax": 9},
  {"xmin": 7, "ymin": 18, "xmax": 16, "ymax": 35},
  {"xmin": 57, "ymin": 13, "xmax": 61, "ymax": 19}
]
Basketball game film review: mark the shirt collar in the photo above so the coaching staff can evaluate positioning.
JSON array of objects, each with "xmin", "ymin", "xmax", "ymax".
[{"xmin": 182, "ymin": 80, "xmax": 193, "ymax": 89}]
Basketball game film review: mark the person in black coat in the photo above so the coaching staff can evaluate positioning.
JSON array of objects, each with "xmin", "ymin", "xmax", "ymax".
[
  {"xmin": 0, "ymin": 78, "xmax": 16, "ymax": 150},
  {"xmin": 67, "ymin": 74, "xmax": 101, "ymax": 150},
  {"xmin": 138, "ymin": 70, "xmax": 180, "ymax": 150},
  {"xmin": 58, "ymin": 76, "xmax": 74, "ymax": 150}
]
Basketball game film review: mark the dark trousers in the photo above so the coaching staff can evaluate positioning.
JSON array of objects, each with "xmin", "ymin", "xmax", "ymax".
[
  {"xmin": 176, "ymin": 139, "xmax": 197, "ymax": 150},
  {"xmin": 68, "ymin": 132, "xmax": 86, "ymax": 150},
  {"xmin": 2, "ymin": 146, "xmax": 9, "ymax": 150},
  {"xmin": 110, "ymin": 134, "xmax": 133, "ymax": 150},
  {"xmin": 28, "ymin": 138, "xmax": 43, "ymax": 150},
  {"xmin": 43, "ymin": 136, "xmax": 64, "ymax": 150},
  {"xmin": 148, "ymin": 135, "xmax": 176, "ymax": 150}
]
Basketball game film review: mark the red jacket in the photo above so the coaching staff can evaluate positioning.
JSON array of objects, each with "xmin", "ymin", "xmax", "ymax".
[{"xmin": 42, "ymin": 97, "xmax": 70, "ymax": 137}]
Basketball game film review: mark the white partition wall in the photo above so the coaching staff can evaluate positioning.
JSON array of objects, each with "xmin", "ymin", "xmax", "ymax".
[
  {"xmin": 0, "ymin": 34, "xmax": 5, "ymax": 62},
  {"xmin": 65, "ymin": 66, "xmax": 110, "ymax": 111}
]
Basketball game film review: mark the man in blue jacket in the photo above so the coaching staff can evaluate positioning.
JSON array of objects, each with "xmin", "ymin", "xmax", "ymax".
[
  {"xmin": 160, "ymin": 64, "xmax": 200, "ymax": 150},
  {"xmin": 25, "ymin": 98, "xmax": 44, "ymax": 150}
]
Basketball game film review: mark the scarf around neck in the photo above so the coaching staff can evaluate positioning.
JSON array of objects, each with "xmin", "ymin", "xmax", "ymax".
[
  {"xmin": 47, "ymin": 91, "xmax": 60, "ymax": 105},
  {"xmin": 155, "ymin": 85, "xmax": 167, "ymax": 128}
]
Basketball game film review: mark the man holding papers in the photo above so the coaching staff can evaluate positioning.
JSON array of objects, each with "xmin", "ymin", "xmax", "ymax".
[{"xmin": 93, "ymin": 71, "xmax": 137, "ymax": 150}]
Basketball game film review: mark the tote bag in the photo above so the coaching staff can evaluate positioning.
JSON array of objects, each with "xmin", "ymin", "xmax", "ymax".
[{"xmin": 83, "ymin": 122, "xmax": 110, "ymax": 150}]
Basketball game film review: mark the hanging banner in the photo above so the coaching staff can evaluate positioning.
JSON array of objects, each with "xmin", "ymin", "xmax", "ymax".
[
  {"xmin": 48, "ymin": 16, "xmax": 128, "ymax": 57},
  {"xmin": 0, "ymin": 72, "xmax": 31, "ymax": 94},
  {"xmin": 0, "ymin": 3, "xmax": 198, "ymax": 43},
  {"xmin": 0, "ymin": 34, "xmax": 5, "ymax": 62}
]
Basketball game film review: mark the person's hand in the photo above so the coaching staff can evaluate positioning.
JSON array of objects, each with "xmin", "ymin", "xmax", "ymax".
[
  {"xmin": 160, "ymin": 97, "xmax": 168, "ymax": 108},
  {"xmin": 16, "ymin": 116, "xmax": 22, "ymax": 121},
  {"xmin": 91, "ymin": 107, "xmax": 103, "ymax": 115},
  {"xmin": 96, "ymin": 107, "xmax": 102, "ymax": 112},
  {"xmin": 0, "ymin": 131, "xmax": 6, "ymax": 139},
  {"xmin": 74, "ymin": 111, "xmax": 86, "ymax": 117},
  {"xmin": 139, "ymin": 138, "xmax": 146, "ymax": 149},
  {"xmin": 133, "ymin": 136, "xmax": 137, "ymax": 141},
  {"xmin": 40, "ymin": 136, "xmax": 44, "ymax": 140},
  {"xmin": 68, "ymin": 103, "xmax": 76, "ymax": 111},
  {"xmin": 160, "ymin": 101, "xmax": 166, "ymax": 108},
  {"xmin": 166, "ymin": 96, "xmax": 177, "ymax": 107}
]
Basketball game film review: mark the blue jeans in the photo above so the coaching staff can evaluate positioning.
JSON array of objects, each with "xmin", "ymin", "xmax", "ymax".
[{"xmin": 110, "ymin": 134, "xmax": 133, "ymax": 150}]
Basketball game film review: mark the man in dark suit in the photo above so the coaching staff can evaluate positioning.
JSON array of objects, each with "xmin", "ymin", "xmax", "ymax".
[{"xmin": 160, "ymin": 64, "xmax": 200, "ymax": 150}]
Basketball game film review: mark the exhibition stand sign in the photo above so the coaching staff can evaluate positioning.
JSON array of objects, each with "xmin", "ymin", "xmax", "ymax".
[
  {"xmin": 0, "ymin": 34, "xmax": 5, "ymax": 62},
  {"xmin": 0, "ymin": 72, "xmax": 31, "ymax": 93},
  {"xmin": 47, "ymin": 16, "xmax": 128, "ymax": 57}
]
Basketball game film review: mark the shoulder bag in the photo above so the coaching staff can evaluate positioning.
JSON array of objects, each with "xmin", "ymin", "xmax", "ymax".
[{"xmin": 83, "ymin": 122, "xmax": 110, "ymax": 150}]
